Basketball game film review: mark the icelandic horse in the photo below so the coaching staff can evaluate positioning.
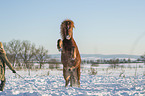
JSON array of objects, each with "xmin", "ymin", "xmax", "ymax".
[{"xmin": 57, "ymin": 19, "xmax": 81, "ymax": 87}]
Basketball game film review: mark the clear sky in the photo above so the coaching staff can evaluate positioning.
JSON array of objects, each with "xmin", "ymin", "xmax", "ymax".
[{"xmin": 0, "ymin": 0, "xmax": 145, "ymax": 55}]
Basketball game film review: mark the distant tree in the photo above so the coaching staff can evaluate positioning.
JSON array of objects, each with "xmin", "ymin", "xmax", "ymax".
[
  {"xmin": 109, "ymin": 59, "xmax": 119, "ymax": 68},
  {"xmin": 123, "ymin": 59, "xmax": 127, "ymax": 63},
  {"xmin": 97, "ymin": 59, "xmax": 101, "ymax": 64},
  {"xmin": 140, "ymin": 54, "xmax": 145, "ymax": 64},
  {"xmin": 2, "ymin": 42, "xmax": 8, "ymax": 53},
  {"xmin": 3, "ymin": 39, "xmax": 22, "ymax": 66},
  {"xmin": 128, "ymin": 58, "xmax": 131, "ymax": 63},
  {"xmin": 19, "ymin": 40, "xmax": 35, "ymax": 69},
  {"xmin": 116, "ymin": 58, "xmax": 119, "ymax": 63},
  {"xmin": 103, "ymin": 59, "xmax": 107, "ymax": 64},
  {"xmin": 34, "ymin": 46, "xmax": 49, "ymax": 69},
  {"xmin": 81, "ymin": 60, "xmax": 86, "ymax": 64},
  {"xmin": 137, "ymin": 58, "xmax": 141, "ymax": 62}
]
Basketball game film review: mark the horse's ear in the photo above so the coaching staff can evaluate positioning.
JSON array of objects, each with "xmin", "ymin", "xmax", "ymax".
[
  {"xmin": 72, "ymin": 21, "xmax": 75, "ymax": 28},
  {"xmin": 73, "ymin": 25, "xmax": 75, "ymax": 29}
]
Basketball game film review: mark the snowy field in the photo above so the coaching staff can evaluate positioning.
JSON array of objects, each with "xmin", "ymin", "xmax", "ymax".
[{"xmin": 0, "ymin": 63, "xmax": 145, "ymax": 96}]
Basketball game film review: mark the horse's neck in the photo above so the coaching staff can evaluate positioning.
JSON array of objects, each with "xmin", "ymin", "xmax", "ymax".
[
  {"xmin": 63, "ymin": 38, "xmax": 76, "ymax": 48},
  {"xmin": 63, "ymin": 38, "xmax": 74, "ymax": 44}
]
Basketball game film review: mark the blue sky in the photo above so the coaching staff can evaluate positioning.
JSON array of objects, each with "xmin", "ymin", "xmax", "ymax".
[{"xmin": 0, "ymin": 0, "xmax": 145, "ymax": 55}]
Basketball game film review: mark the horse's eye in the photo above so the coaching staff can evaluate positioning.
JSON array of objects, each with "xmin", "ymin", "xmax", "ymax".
[{"xmin": 68, "ymin": 68, "xmax": 71, "ymax": 71}]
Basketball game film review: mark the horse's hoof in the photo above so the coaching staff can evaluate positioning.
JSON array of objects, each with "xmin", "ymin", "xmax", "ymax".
[
  {"xmin": 72, "ymin": 58, "xmax": 75, "ymax": 60},
  {"xmin": 59, "ymin": 48, "xmax": 62, "ymax": 52},
  {"xmin": 71, "ymin": 57, "xmax": 76, "ymax": 60}
]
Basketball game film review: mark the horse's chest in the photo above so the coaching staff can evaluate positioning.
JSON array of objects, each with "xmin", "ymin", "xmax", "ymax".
[
  {"xmin": 63, "ymin": 41, "xmax": 74, "ymax": 52},
  {"xmin": 64, "ymin": 46, "xmax": 73, "ymax": 52}
]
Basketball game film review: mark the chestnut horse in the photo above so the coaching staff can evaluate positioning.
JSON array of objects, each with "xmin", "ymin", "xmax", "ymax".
[{"xmin": 57, "ymin": 19, "xmax": 81, "ymax": 87}]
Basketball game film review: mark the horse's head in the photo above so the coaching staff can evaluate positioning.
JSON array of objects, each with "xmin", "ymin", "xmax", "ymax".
[{"xmin": 60, "ymin": 19, "xmax": 75, "ymax": 40}]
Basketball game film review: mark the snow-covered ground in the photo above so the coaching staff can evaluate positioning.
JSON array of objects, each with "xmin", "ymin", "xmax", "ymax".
[{"xmin": 0, "ymin": 63, "xmax": 145, "ymax": 96}]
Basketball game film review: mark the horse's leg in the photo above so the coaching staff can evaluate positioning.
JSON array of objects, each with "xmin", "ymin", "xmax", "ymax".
[
  {"xmin": 70, "ymin": 68, "xmax": 80, "ymax": 87},
  {"xmin": 65, "ymin": 76, "xmax": 70, "ymax": 87},
  {"xmin": 77, "ymin": 66, "xmax": 80, "ymax": 87},
  {"xmin": 57, "ymin": 39, "xmax": 62, "ymax": 51},
  {"xmin": 69, "ymin": 67, "xmax": 79, "ymax": 87},
  {"xmin": 69, "ymin": 68, "xmax": 76, "ymax": 87},
  {"xmin": 70, "ymin": 64, "xmax": 80, "ymax": 87},
  {"xmin": 71, "ymin": 47, "xmax": 76, "ymax": 60},
  {"xmin": 63, "ymin": 68, "xmax": 70, "ymax": 87}
]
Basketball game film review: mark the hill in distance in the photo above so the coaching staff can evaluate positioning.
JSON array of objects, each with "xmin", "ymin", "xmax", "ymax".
[{"xmin": 49, "ymin": 54, "xmax": 140, "ymax": 60}]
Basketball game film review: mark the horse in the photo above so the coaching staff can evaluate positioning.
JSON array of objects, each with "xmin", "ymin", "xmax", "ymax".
[{"xmin": 57, "ymin": 19, "xmax": 81, "ymax": 87}]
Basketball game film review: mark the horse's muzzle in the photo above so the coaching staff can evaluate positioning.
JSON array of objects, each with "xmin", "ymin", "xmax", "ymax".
[{"xmin": 66, "ymin": 35, "xmax": 71, "ymax": 40}]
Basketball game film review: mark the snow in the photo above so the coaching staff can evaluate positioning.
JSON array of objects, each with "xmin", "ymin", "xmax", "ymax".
[{"xmin": 0, "ymin": 63, "xmax": 145, "ymax": 96}]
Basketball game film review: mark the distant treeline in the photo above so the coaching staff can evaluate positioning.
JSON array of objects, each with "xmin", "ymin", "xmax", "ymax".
[{"xmin": 81, "ymin": 56, "xmax": 145, "ymax": 64}]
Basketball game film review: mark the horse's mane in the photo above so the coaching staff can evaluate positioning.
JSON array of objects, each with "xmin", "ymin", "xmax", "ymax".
[{"xmin": 60, "ymin": 19, "xmax": 75, "ymax": 39}]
